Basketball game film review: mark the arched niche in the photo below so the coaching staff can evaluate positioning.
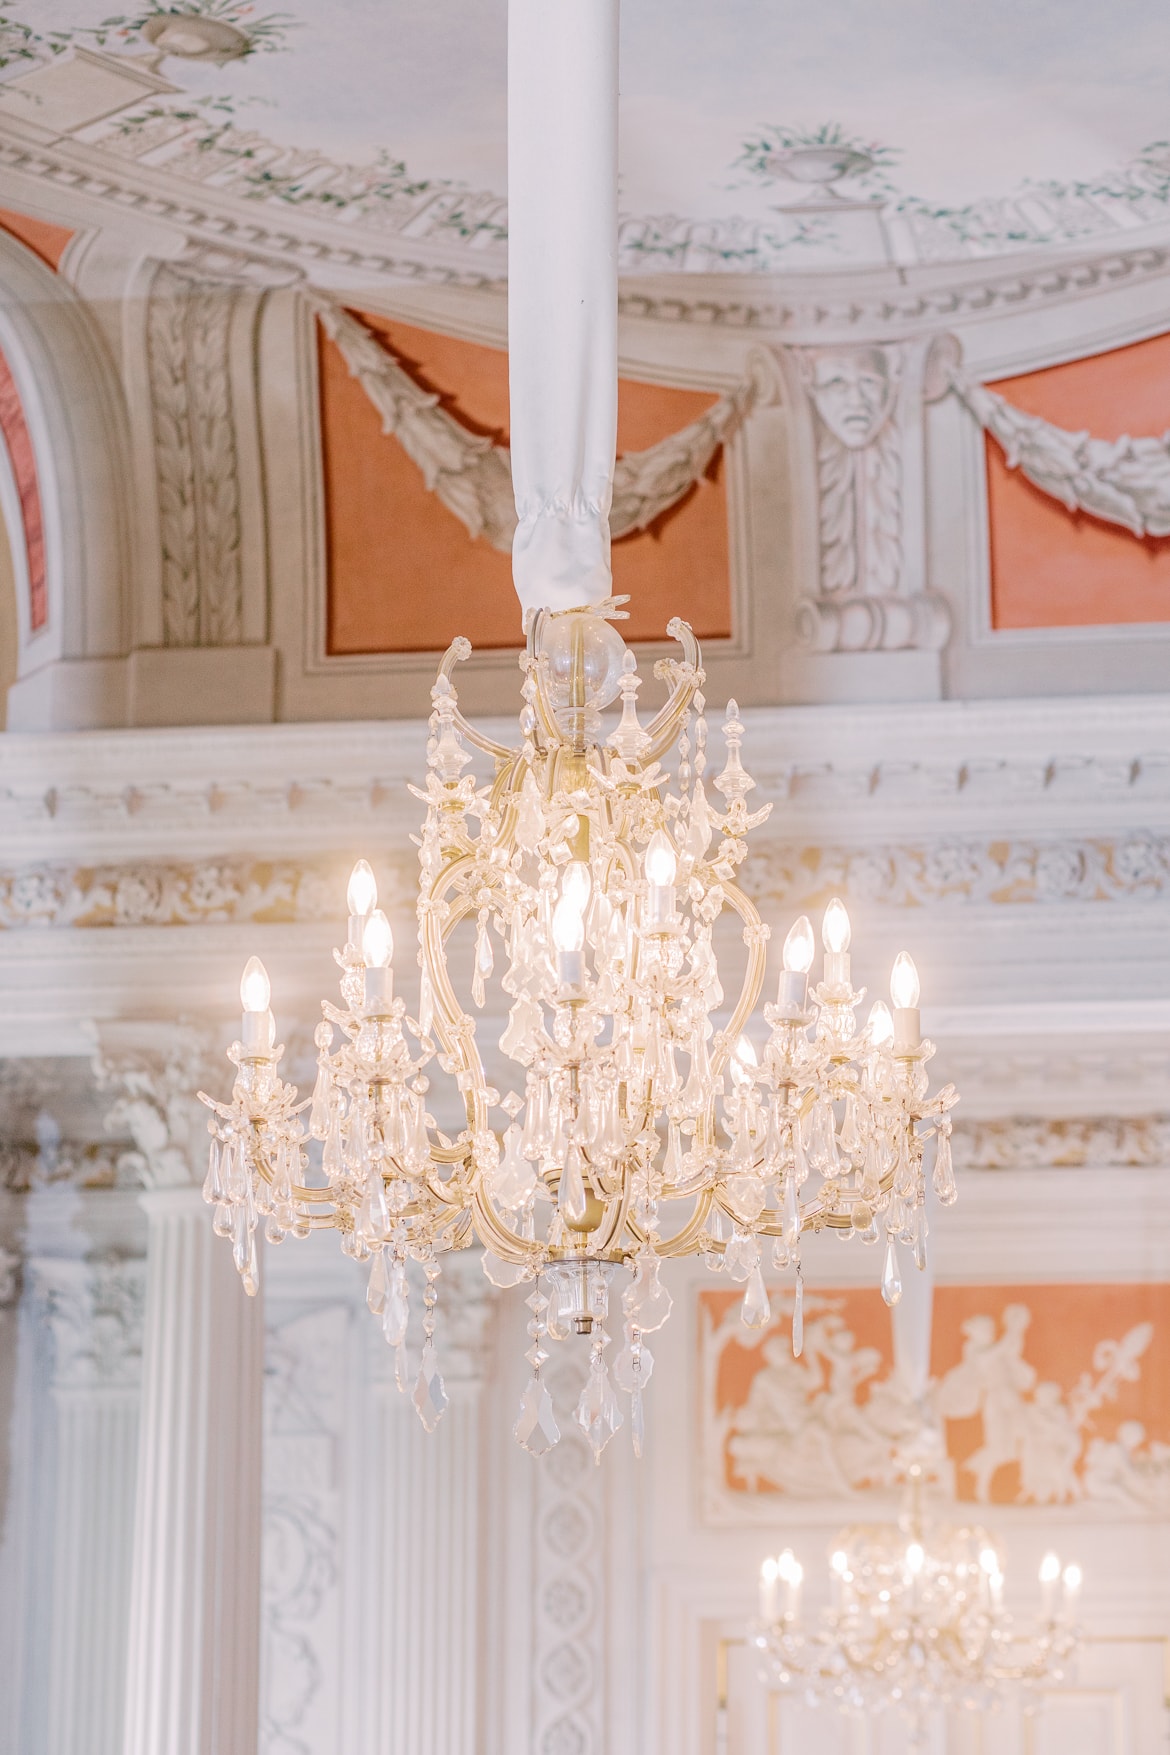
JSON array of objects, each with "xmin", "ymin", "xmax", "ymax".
[{"xmin": 0, "ymin": 226, "xmax": 135, "ymax": 727}]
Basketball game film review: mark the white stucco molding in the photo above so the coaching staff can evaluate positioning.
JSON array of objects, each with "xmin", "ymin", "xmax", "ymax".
[{"xmin": 0, "ymin": 227, "xmax": 134, "ymax": 682}]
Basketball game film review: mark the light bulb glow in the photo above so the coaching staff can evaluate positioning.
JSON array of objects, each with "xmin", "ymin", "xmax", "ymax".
[
  {"xmin": 831, "ymin": 1549, "xmax": 849, "ymax": 1576},
  {"xmin": 561, "ymin": 860, "xmax": 592, "ymax": 912},
  {"xmin": 346, "ymin": 858, "xmax": 377, "ymax": 918},
  {"xmin": 761, "ymin": 1557, "xmax": 779, "ymax": 1584},
  {"xmin": 890, "ymin": 951, "xmax": 921, "ymax": 1010},
  {"xmin": 552, "ymin": 897, "xmax": 585, "ymax": 954},
  {"xmin": 776, "ymin": 1549, "xmax": 802, "ymax": 1584},
  {"xmin": 783, "ymin": 915, "xmax": 815, "ymax": 974},
  {"xmin": 822, "ymin": 897, "xmax": 852, "ymax": 954},
  {"xmin": 735, "ymin": 1034, "xmax": 759, "ymax": 1069},
  {"xmin": 906, "ymin": 1542, "xmax": 925, "ymax": 1576},
  {"xmin": 980, "ymin": 1547, "xmax": 999, "ymax": 1575},
  {"xmin": 1039, "ymin": 1552, "xmax": 1062, "ymax": 1585},
  {"xmin": 362, "ymin": 909, "xmax": 394, "ymax": 969},
  {"xmin": 1062, "ymin": 1563, "xmax": 1082, "ymax": 1592},
  {"xmin": 867, "ymin": 1001, "xmax": 894, "ymax": 1046},
  {"xmin": 644, "ymin": 829, "xmax": 678, "ymax": 888},
  {"xmin": 240, "ymin": 956, "xmax": 271, "ymax": 1013}
]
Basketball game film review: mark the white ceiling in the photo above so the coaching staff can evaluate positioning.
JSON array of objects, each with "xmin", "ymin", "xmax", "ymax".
[{"xmin": 17, "ymin": 0, "xmax": 1170, "ymax": 245}]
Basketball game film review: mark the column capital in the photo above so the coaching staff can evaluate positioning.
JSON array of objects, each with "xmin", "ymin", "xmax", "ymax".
[
  {"xmin": 29, "ymin": 1251, "xmax": 146, "ymax": 1392},
  {"xmin": 92, "ymin": 1019, "xmax": 222, "ymax": 1190}
]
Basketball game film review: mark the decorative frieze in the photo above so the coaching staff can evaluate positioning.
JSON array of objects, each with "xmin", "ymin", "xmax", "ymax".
[
  {"xmin": 740, "ymin": 832, "xmax": 1170, "ymax": 909},
  {"xmin": 0, "ymin": 832, "xmax": 1161, "ymax": 937},
  {"xmin": 951, "ymin": 1115, "xmax": 1170, "ymax": 1171}
]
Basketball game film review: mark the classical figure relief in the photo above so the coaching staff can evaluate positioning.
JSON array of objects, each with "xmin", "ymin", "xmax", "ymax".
[
  {"xmin": 784, "ymin": 339, "xmax": 952, "ymax": 654},
  {"xmin": 700, "ymin": 1283, "xmax": 1170, "ymax": 1522}
]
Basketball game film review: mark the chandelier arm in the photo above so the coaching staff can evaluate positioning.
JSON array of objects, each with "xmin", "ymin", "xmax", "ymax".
[
  {"xmin": 468, "ymin": 1182, "xmax": 546, "ymax": 1265},
  {"xmin": 626, "ymin": 1186, "xmax": 716, "ymax": 1258},
  {"xmin": 706, "ymin": 882, "xmax": 769, "ymax": 1079},
  {"xmin": 436, "ymin": 637, "xmax": 516, "ymax": 761},
  {"xmin": 242, "ymin": 1118, "xmax": 346, "ymax": 1217},
  {"xmin": 638, "ymin": 618, "xmax": 702, "ymax": 762}
]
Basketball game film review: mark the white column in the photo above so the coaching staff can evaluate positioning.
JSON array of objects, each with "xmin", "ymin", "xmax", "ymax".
[
  {"xmin": 360, "ymin": 1253, "xmax": 494, "ymax": 1755},
  {"xmin": 94, "ymin": 1022, "xmax": 264, "ymax": 1755},
  {"xmin": 33, "ymin": 1251, "xmax": 145, "ymax": 1755},
  {"xmin": 122, "ymin": 1186, "xmax": 263, "ymax": 1755}
]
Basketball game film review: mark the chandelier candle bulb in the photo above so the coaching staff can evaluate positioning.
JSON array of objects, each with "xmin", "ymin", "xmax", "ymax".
[
  {"xmin": 759, "ymin": 1557, "xmax": 780, "ymax": 1623},
  {"xmin": 1040, "ymin": 1551, "xmax": 1062, "ymax": 1620},
  {"xmin": 821, "ymin": 897, "xmax": 852, "ymax": 988},
  {"xmin": 552, "ymin": 895, "xmax": 586, "ymax": 989},
  {"xmin": 361, "ymin": 909, "xmax": 395, "ymax": 1006},
  {"xmin": 644, "ymin": 829, "xmax": 679, "ymax": 929},
  {"xmin": 1062, "ymin": 1563, "xmax": 1083, "ymax": 1615},
  {"xmin": 890, "ymin": 952, "xmax": 922, "ymax": 1051},
  {"xmin": 239, "ymin": 956, "xmax": 274, "ymax": 1051},
  {"xmin": 778, "ymin": 915, "xmax": 814, "ymax": 1010},
  {"xmin": 346, "ymin": 858, "xmax": 378, "ymax": 949}
]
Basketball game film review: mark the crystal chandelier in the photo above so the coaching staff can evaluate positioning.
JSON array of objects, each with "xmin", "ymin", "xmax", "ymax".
[
  {"xmin": 754, "ymin": 1465, "xmax": 1082, "ymax": 1737},
  {"xmin": 199, "ymin": 603, "xmax": 959, "ymax": 1457}
]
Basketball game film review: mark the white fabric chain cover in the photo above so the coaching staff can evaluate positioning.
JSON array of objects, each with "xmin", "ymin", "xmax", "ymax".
[
  {"xmin": 508, "ymin": 0, "xmax": 620, "ymax": 618},
  {"xmin": 949, "ymin": 364, "xmax": 1170, "ymax": 540}
]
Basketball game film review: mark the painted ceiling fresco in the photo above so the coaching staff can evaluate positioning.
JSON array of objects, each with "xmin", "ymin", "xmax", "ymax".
[{"xmin": 4, "ymin": 0, "xmax": 1170, "ymax": 269}]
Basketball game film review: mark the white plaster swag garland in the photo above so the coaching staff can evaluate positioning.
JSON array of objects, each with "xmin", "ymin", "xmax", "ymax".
[
  {"xmin": 947, "ymin": 353, "xmax": 1170, "ymax": 540},
  {"xmin": 310, "ymin": 292, "xmax": 757, "ymax": 557}
]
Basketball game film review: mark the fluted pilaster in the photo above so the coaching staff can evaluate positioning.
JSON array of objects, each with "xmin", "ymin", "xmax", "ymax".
[
  {"xmin": 122, "ymin": 1185, "xmax": 263, "ymax": 1755},
  {"xmin": 33, "ymin": 1253, "xmax": 144, "ymax": 1755},
  {"xmin": 362, "ymin": 1253, "xmax": 494, "ymax": 1755}
]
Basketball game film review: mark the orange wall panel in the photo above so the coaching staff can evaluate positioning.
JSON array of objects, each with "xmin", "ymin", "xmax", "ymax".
[
  {"xmin": 0, "ymin": 207, "xmax": 74, "ymax": 273},
  {"xmin": 321, "ymin": 314, "xmax": 732, "ymax": 656},
  {"xmin": 0, "ymin": 344, "xmax": 47, "ymax": 631},
  {"xmin": 987, "ymin": 331, "xmax": 1170, "ymax": 629}
]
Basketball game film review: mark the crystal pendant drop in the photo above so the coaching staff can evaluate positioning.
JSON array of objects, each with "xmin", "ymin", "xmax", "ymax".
[
  {"xmin": 383, "ymin": 1263, "xmax": 409, "ymax": 1347},
  {"xmin": 412, "ymin": 1338, "xmax": 449, "ymax": 1432},
  {"xmin": 367, "ymin": 1249, "xmax": 388, "ymax": 1314},
  {"xmin": 481, "ymin": 1251, "xmax": 529, "ymax": 1288},
  {"xmin": 741, "ymin": 1264, "xmax": 772, "ymax": 1331},
  {"xmin": 792, "ymin": 1271, "xmax": 804, "ymax": 1358},
  {"xmin": 724, "ymin": 1229, "xmax": 758, "ymax": 1282},
  {"xmin": 913, "ymin": 1209, "xmax": 928, "ymax": 1272},
  {"xmin": 622, "ymin": 1252, "xmax": 672, "ymax": 1332},
  {"xmin": 575, "ymin": 1353, "xmax": 623, "ymax": 1462},
  {"xmin": 491, "ymin": 1123, "xmax": 537, "ymax": 1211},
  {"xmin": 630, "ymin": 1386, "xmax": 645, "ymax": 1458},
  {"xmin": 309, "ymin": 1061, "xmax": 332, "ymax": 1139},
  {"xmin": 612, "ymin": 1334, "xmax": 654, "ymax": 1391},
  {"xmin": 881, "ymin": 1238, "xmax": 903, "ymax": 1307},
  {"xmin": 782, "ymin": 1174, "xmax": 801, "ymax": 1250},
  {"xmin": 513, "ymin": 1375, "xmax": 560, "ymax": 1455},
  {"xmin": 808, "ymin": 1101, "xmax": 841, "ymax": 1174},
  {"xmin": 933, "ymin": 1128, "xmax": 958, "ymax": 1205},
  {"xmin": 559, "ymin": 1145, "xmax": 589, "ymax": 1227},
  {"xmin": 202, "ymin": 1141, "xmax": 224, "ymax": 1205}
]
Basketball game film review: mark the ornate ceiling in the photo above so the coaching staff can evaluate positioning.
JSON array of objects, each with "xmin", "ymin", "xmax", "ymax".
[{"xmin": 7, "ymin": 0, "xmax": 1170, "ymax": 270}]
